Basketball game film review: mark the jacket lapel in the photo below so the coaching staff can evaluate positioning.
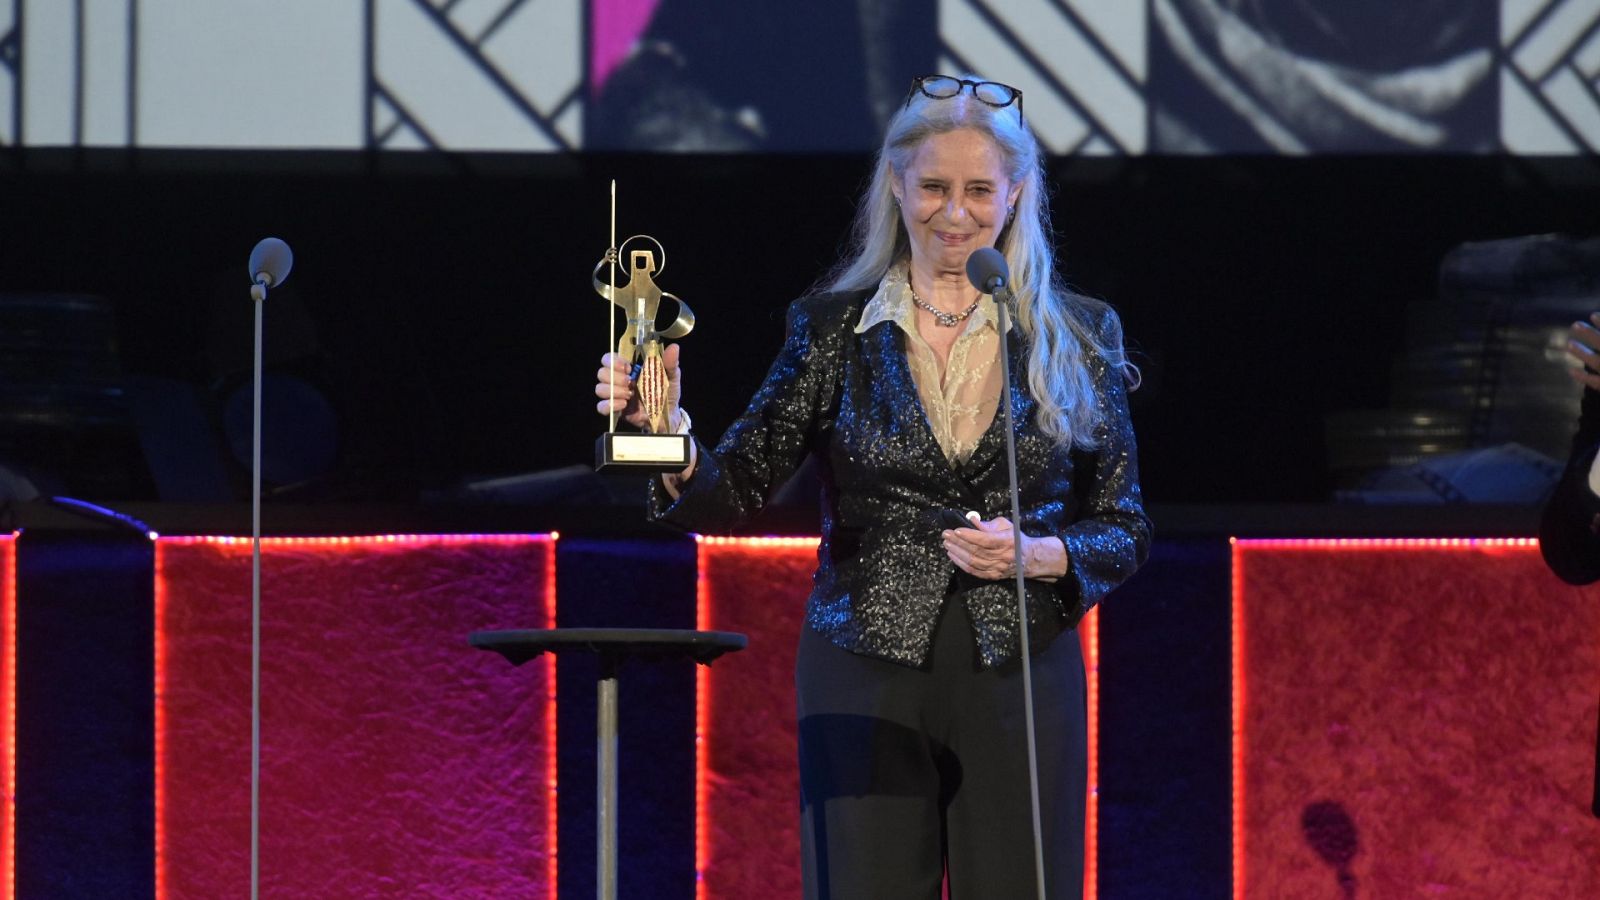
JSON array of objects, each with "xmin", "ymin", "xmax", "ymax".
[{"xmin": 864, "ymin": 322, "xmax": 972, "ymax": 496}]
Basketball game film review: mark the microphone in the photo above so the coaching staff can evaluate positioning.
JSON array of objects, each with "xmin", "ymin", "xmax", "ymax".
[
  {"xmin": 248, "ymin": 237, "xmax": 294, "ymax": 291},
  {"xmin": 966, "ymin": 246, "xmax": 1008, "ymax": 295}
]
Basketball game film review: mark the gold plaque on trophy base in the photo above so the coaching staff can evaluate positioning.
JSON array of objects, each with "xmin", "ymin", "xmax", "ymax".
[{"xmin": 596, "ymin": 432, "xmax": 692, "ymax": 470}]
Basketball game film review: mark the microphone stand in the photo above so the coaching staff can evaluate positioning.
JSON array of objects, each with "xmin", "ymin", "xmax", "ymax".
[
  {"xmin": 241, "ymin": 236, "xmax": 289, "ymax": 900},
  {"xmin": 992, "ymin": 286, "xmax": 1049, "ymax": 900},
  {"xmin": 248, "ymin": 275, "xmax": 267, "ymax": 900}
]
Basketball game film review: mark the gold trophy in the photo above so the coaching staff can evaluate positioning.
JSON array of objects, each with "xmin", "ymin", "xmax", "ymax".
[{"xmin": 595, "ymin": 181, "xmax": 695, "ymax": 470}]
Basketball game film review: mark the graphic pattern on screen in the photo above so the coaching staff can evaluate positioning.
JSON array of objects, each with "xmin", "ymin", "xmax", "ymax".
[
  {"xmin": 938, "ymin": 0, "xmax": 1145, "ymax": 155},
  {"xmin": 370, "ymin": 0, "xmax": 582, "ymax": 151},
  {"xmin": 1502, "ymin": 0, "xmax": 1600, "ymax": 153}
]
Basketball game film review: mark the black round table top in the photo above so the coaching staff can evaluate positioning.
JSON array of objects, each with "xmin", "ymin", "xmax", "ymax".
[{"xmin": 469, "ymin": 627, "xmax": 747, "ymax": 667}]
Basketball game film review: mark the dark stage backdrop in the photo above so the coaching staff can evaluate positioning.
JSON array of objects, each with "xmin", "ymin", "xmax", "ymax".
[{"xmin": 0, "ymin": 153, "xmax": 1598, "ymax": 510}]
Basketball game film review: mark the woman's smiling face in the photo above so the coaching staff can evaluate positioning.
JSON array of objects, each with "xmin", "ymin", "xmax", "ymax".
[{"xmin": 893, "ymin": 127, "xmax": 1019, "ymax": 278}]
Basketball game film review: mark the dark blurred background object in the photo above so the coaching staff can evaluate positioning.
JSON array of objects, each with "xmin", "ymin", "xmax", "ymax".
[
  {"xmin": 1327, "ymin": 234, "xmax": 1599, "ymax": 503},
  {"xmin": 0, "ymin": 293, "xmax": 153, "ymax": 500}
]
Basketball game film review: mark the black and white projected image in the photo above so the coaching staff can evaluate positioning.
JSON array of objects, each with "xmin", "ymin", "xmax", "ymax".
[
  {"xmin": 1149, "ymin": 0, "xmax": 1498, "ymax": 153},
  {"xmin": 587, "ymin": 0, "xmax": 938, "ymax": 152},
  {"xmin": 5, "ymin": 1, "xmax": 1598, "ymax": 155}
]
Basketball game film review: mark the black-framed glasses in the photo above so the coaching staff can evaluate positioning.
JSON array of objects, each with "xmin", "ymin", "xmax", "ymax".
[{"xmin": 905, "ymin": 75, "xmax": 1024, "ymax": 121}]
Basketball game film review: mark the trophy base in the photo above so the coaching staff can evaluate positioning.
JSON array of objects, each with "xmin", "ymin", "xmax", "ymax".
[{"xmin": 596, "ymin": 432, "xmax": 692, "ymax": 472}]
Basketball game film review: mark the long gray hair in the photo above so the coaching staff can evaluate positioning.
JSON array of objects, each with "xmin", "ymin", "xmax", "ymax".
[{"xmin": 824, "ymin": 85, "xmax": 1130, "ymax": 451}]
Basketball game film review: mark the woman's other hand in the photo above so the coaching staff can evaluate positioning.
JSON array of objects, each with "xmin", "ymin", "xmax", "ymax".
[{"xmin": 1567, "ymin": 313, "xmax": 1600, "ymax": 392}]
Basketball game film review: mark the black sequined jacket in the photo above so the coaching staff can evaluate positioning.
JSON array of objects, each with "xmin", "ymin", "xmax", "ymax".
[{"xmin": 651, "ymin": 289, "xmax": 1151, "ymax": 668}]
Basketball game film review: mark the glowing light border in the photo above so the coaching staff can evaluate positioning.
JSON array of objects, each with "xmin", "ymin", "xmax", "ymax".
[
  {"xmin": 1229, "ymin": 539, "xmax": 1246, "ymax": 900},
  {"xmin": 1229, "ymin": 537, "xmax": 1540, "ymax": 900},
  {"xmin": 691, "ymin": 535, "xmax": 1100, "ymax": 899},
  {"xmin": 1082, "ymin": 606, "xmax": 1099, "ymax": 900},
  {"xmin": 155, "ymin": 534, "xmax": 554, "ymax": 548},
  {"xmin": 153, "ymin": 532, "xmax": 559, "ymax": 900},
  {"xmin": 694, "ymin": 542, "xmax": 709, "ymax": 900},
  {"xmin": 692, "ymin": 535, "xmax": 819, "ymax": 900},
  {"xmin": 541, "ymin": 534, "xmax": 559, "ymax": 898},
  {"xmin": 153, "ymin": 536, "xmax": 168, "ymax": 900},
  {"xmin": 1, "ymin": 533, "xmax": 16, "ymax": 900}
]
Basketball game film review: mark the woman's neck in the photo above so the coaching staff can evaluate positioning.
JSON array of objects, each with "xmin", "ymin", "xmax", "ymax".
[{"xmin": 907, "ymin": 264, "xmax": 978, "ymax": 314}]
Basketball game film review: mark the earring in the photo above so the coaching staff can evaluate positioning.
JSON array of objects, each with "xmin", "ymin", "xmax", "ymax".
[{"xmin": 1007, "ymin": 205, "xmax": 1015, "ymax": 221}]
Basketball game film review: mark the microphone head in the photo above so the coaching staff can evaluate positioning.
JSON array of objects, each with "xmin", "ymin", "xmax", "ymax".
[
  {"xmin": 248, "ymin": 237, "xmax": 294, "ymax": 288},
  {"xmin": 966, "ymin": 246, "xmax": 1008, "ymax": 295}
]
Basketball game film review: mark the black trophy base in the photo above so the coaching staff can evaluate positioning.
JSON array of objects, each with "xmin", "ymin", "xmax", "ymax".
[{"xmin": 596, "ymin": 432, "xmax": 692, "ymax": 472}]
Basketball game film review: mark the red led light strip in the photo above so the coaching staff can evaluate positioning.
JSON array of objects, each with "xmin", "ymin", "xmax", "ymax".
[
  {"xmin": 153, "ymin": 533, "xmax": 558, "ymax": 900},
  {"xmin": 156, "ymin": 534, "xmax": 551, "ymax": 548},
  {"xmin": 694, "ymin": 539, "xmax": 709, "ymax": 900},
  {"xmin": 154, "ymin": 538, "xmax": 169, "ymax": 900},
  {"xmin": 692, "ymin": 536, "xmax": 821, "ymax": 549},
  {"xmin": 1229, "ymin": 536, "xmax": 1539, "ymax": 899},
  {"xmin": 1230, "ymin": 538, "xmax": 1246, "ymax": 900},
  {"xmin": 1083, "ymin": 606, "xmax": 1099, "ymax": 900},
  {"xmin": 543, "ymin": 534, "xmax": 559, "ymax": 898},
  {"xmin": 1234, "ymin": 537, "xmax": 1539, "ymax": 551},
  {"xmin": 2, "ymin": 533, "xmax": 15, "ymax": 900}
]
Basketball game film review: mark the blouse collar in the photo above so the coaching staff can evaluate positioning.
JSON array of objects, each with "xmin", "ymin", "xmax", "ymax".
[{"xmin": 854, "ymin": 263, "xmax": 1007, "ymax": 337}]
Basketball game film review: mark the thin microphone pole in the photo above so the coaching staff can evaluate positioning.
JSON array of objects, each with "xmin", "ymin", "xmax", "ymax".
[
  {"xmin": 969, "ymin": 246, "xmax": 1047, "ymax": 899},
  {"xmin": 244, "ymin": 237, "xmax": 291, "ymax": 900},
  {"xmin": 608, "ymin": 179, "xmax": 619, "ymax": 433},
  {"xmin": 993, "ymin": 292, "xmax": 1049, "ymax": 900},
  {"xmin": 250, "ymin": 285, "xmax": 263, "ymax": 900}
]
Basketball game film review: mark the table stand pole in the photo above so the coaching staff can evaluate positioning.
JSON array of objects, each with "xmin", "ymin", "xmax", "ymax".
[{"xmin": 597, "ymin": 670, "xmax": 619, "ymax": 900}]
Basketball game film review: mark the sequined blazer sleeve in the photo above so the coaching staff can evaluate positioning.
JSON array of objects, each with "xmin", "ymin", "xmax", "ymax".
[
  {"xmin": 1054, "ymin": 307, "xmax": 1152, "ymax": 621},
  {"xmin": 648, "ymin": 295, "xmax": 841, "ymax": 532}
]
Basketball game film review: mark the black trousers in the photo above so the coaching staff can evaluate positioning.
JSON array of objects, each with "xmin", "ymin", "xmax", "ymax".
[{"xmin": 796, "ymin": 598, "xmax": 1086, "ymax": 900}]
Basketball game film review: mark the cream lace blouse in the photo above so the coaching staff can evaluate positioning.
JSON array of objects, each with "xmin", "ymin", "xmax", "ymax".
[{"xmin": 855, "ymin": 267, "xmax": 1004, "ymax": 465}]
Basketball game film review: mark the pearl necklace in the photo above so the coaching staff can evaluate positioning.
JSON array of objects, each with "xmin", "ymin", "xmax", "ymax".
[{"xmin": 910, "ymin": 288, "xmax": 981, "ymax": 327}]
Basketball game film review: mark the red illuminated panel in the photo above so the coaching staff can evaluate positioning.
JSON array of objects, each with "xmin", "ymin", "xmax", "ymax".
[
  {"xmin": 694, "ymin": 536, "xmax": 1100, "ymax": 900},
  {"xmin": 0, "ymin": 533, "xmax": 14, "ymax": 900},
  {"xmin": 156, "ymin": 534, "xmax": 556, "ymax": 899},
  {"xmin": 695, "ymin": 536, "xmax": 814, "ymax": 900},
  {"xmin": 1232, "ymin": 538, "xmax": 1600, "ymax": 898}
]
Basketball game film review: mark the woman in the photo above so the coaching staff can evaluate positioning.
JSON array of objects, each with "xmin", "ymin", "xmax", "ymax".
[
  {"xmin": 1544, "ymin": 311, "xmax": 1600, "ymax": 819},
  {"xmin": 1543, "ymin": 311, "xmax": 1600, "ymax": 585},
  {"xmin": 594, "ymin": 75, "xmax": 1150, "ymax": 899}
]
